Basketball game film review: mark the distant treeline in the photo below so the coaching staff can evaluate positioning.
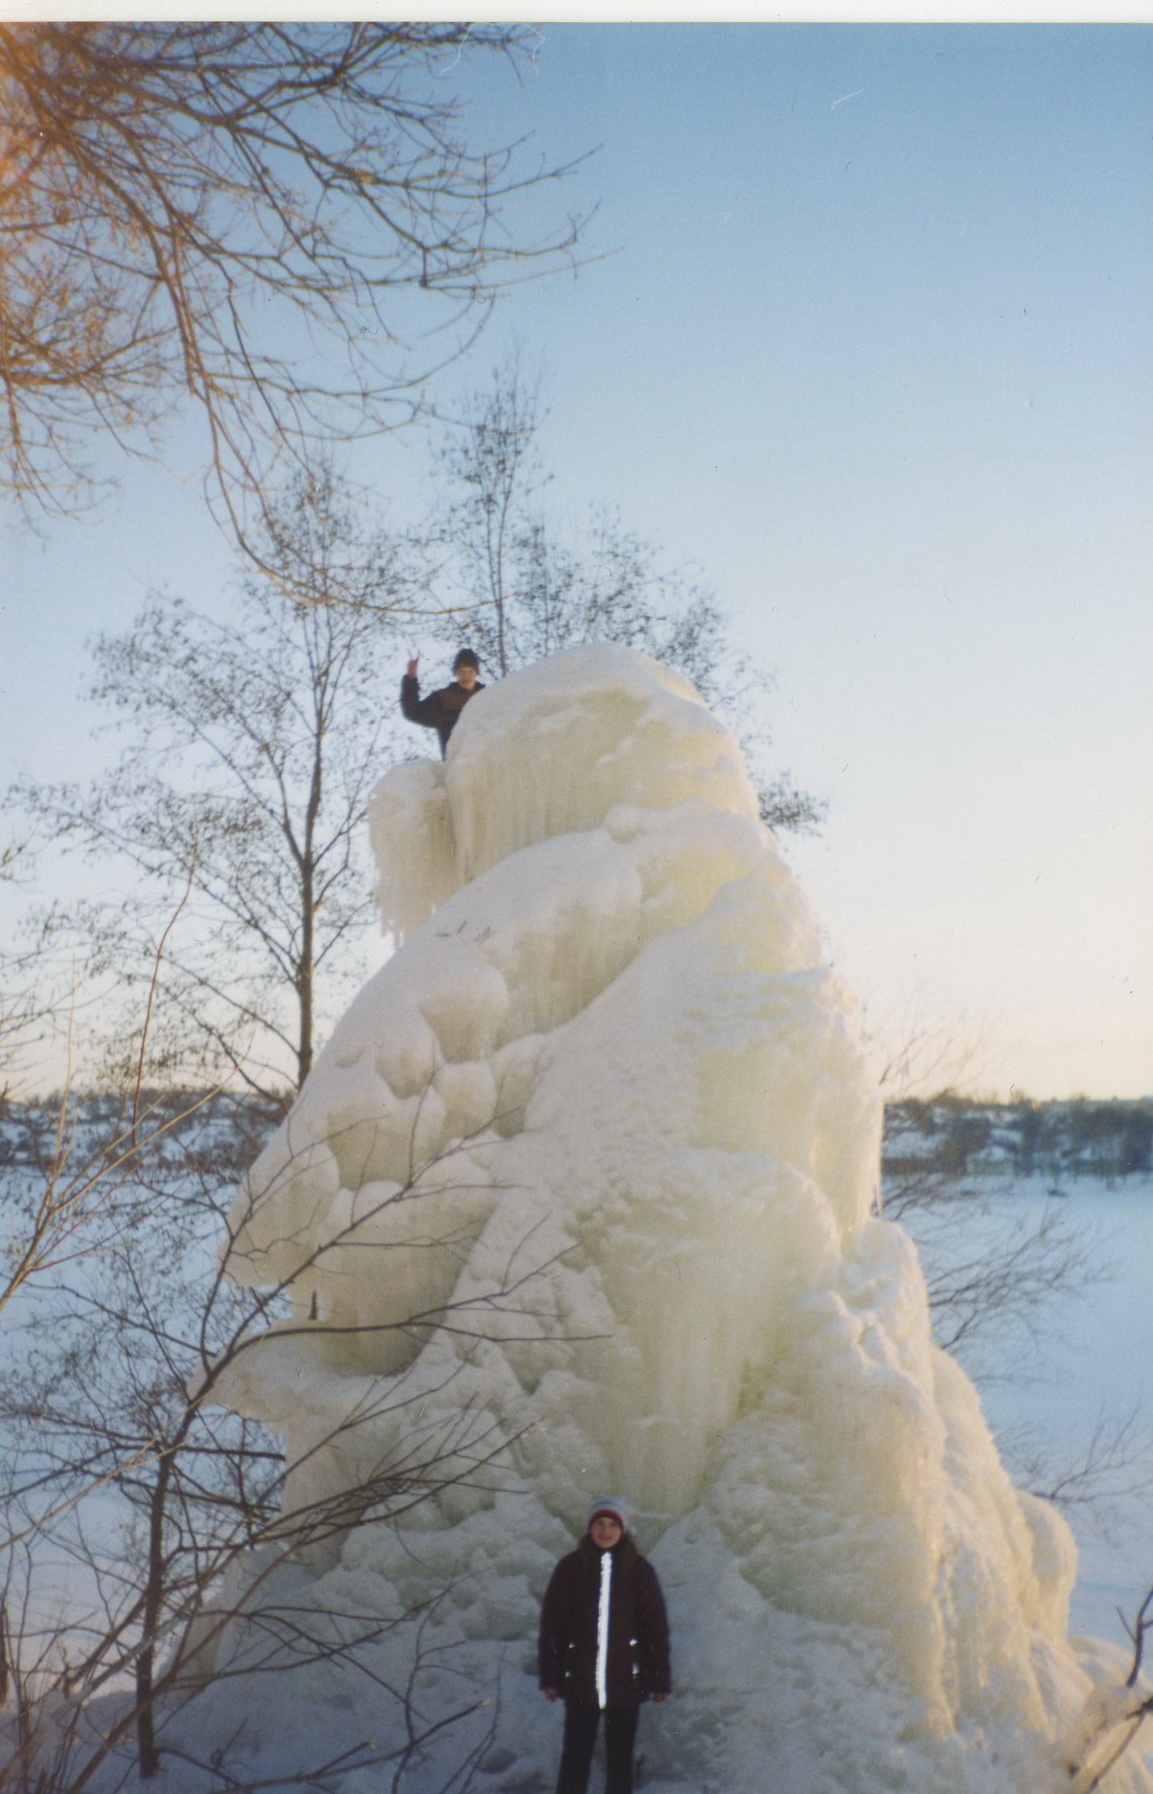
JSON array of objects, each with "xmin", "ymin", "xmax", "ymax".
[
  {"xmin": 883, "ymin": 1095, "xmax": 1153, "ymax": 1181},
  {"xmin": 0, "ymin": 1088, "xmax": 287, "ymax": 1175},
  {"xmin": 3, "ymin": 1089, "xmax": 1151, "ymax": 1184}
]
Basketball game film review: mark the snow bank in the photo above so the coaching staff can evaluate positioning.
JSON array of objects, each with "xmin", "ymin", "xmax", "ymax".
[{"xmin": 198, "ymin": 647, "xmax": 1152, "ymax": 1794}]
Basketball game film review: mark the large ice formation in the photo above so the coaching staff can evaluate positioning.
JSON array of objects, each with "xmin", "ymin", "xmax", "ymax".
[{"xmin": 205, "ymin": 646, "xmax": 1151, "ymax": 1794}]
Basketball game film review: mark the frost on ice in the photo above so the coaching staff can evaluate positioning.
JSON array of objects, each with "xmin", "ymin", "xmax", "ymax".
[{"xmin": 201, "ymin": 646, "xmax": 1152, "ymax": 1794}]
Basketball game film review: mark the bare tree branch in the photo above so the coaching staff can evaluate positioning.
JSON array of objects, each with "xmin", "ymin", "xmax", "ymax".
[
  {"xmin": 0, "ymin": 23, "xmax": 593, "ymax": 568},
  {"xmin": 10, "ymin": 466, "xmax": 415, "ymax": 1095},
  {"xmin": 427, "ymin": 354, "xmax": 824, "ymax": 834}
]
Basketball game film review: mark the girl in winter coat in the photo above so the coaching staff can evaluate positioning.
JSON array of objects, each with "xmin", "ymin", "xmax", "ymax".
[{"xmin": 539, "ymin": 1498, "xmax": 671, "ymax": 1794}]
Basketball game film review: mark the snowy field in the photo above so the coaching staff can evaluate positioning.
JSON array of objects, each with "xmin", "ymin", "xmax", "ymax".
[{"xmin": 954, "ymin": 1175, "xmax": 1153, "ymax": 1646}]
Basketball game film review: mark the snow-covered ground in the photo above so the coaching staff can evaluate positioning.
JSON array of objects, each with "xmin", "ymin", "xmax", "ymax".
[{"xmin": 961, "ymin": 1176, "xmax": 1153, "ymax": 1646}]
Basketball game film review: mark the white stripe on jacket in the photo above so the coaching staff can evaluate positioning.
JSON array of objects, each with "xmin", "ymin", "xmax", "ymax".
[{"xmin": 595, "ymin": 1549, "xmax": 612, "ymax": 1709}]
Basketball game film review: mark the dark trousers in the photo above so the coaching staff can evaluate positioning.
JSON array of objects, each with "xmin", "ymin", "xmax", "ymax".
[{"xmin": 555, "ymin": 1701, "xmax": 639, "ymax": 1794}]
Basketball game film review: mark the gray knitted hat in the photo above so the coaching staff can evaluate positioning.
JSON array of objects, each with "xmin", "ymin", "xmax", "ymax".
[{"xmin": 587, "ymin": 1496, "xmax": 629, "ymax": 1532}]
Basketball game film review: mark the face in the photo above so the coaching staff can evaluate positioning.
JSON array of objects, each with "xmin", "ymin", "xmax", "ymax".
[
  {"xmin": 455, "ymin": 662, "xmax": 479, "ymax": 690},
  {"xmin": 589, "ymin": 1514, "xmax": 623, "ymax": 1551}
]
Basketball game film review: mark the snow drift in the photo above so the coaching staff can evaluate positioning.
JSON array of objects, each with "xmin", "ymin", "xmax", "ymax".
[{"xmin": 203, "ymin": 645, "xmax": 1151, "ymax": 1794}]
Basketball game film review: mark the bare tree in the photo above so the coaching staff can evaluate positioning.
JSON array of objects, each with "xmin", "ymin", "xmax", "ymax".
[
  {"xmin": 879, "ymin": 1155, "xmax": 1101, "ymax": 1377},
  {"xmin": 0, "ymin": 839, "xmax": 53, "ymax": 1106},
  {"xmin": 435, "ymin": 357, "xmax": 547, "ymax": 682},
  {"xmin": 430, "ymin": 355, "xmax": 824, "ymax": 834},
  {"xmin": 1, "ymin": 863, "xmax": 242, "ymax": 1321},
  {"xmin": 1062, "ymin": 1584, "xmax": 1153, "ymax": 1793},
  {"xmin": 0, "ymin": 1088, "xmax": 547, "ymax": 1788},
  {"xmin": 0, "ymin": 23, "xmax": 589, "ymax": 562},
  {"xmin": 874, "ymin": 1014, "xmax": 1102, "ymax": 1388},
  {"xmin": 0, "ymin": 1086, "xmax": 215, "ymax": 1324},
  {"xmin": 12, "ymin": 467, "xmax": 417, "ymax": 1096},
  {"xmin": 998, "ymin": 1407, "xmax": 1153, "ymax": 1539},
  {"xmin": 876, "ymin": 1064, "xmax": 1150, "ymax": 1532}
]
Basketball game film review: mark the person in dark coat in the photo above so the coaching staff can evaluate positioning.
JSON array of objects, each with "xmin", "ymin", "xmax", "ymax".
[
  {"xmin": 400, "ymin": 649, "xmax": 484, "ymax": 756},
  {"xmin": 539, "ymin": 1497, "xmax": 671, "ymax": 1794}
]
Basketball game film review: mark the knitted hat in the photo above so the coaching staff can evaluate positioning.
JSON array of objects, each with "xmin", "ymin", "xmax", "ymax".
[
  {"xmin": 453, "ymin": 648, "xmax": 480, "ymax": 672},
  {"xmin": 587, "ymin": 1496, "xmax": 629, "ymax": 1533}
]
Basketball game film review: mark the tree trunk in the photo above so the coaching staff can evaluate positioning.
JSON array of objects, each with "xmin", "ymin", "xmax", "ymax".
[{"xmin": 136, "ymin": 1452, "xmax": 173, "ymax": 1778}]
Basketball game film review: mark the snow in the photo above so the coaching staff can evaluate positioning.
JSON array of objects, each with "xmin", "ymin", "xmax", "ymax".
[
  {"xmin": 967, "ymin": 1176, "xmax": 1153, "ymax": 1642},
  {"xmin": 189, "ymin": 646, "xmax": 1153, "ymax": 1792}
]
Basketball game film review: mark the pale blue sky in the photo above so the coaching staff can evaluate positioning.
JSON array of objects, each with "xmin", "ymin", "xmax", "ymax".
[{"xmin": 4, "ymin": 25, "xmax": 1151, "ymax": 1097}]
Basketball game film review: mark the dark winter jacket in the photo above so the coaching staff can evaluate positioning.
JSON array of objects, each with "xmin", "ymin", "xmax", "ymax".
[
  {"xmin": 400, "ymin": 674, "xmax": 484, "ymax": 757},
  {"xmin": 539, "ymin": 1534, "xmax": 671, "ymax": 1709}
]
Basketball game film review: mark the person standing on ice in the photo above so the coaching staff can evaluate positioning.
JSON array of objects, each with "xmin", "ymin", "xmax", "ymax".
[
  {"xmin": 539, "ymin": 1498, "xmax": 671, "ymax": 1794},
  {"xmin": 400, "ymin": 648, "xmax": 484, "ymax": 756}
]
